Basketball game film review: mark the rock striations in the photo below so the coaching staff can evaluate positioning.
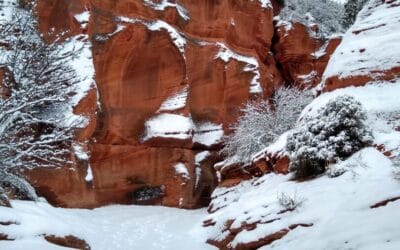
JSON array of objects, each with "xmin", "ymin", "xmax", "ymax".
[{"xmin": 23, "ymin": 0, "xmax": 340, "ymax": 208}]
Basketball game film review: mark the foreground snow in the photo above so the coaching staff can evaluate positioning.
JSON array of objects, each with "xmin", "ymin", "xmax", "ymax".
[
  {"xmin": 206, "ymin": 147, "xmax": 400, "ymax": 249},
  {"xmin": 0, "ymin": 202, "xmax": 215, "ymax": 250},
  {"xmin": 205, "ymin": 79, "xmax": 400, "ymax": 248}
]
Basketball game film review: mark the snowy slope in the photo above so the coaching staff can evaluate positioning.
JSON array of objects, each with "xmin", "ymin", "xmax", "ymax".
[
  {"xmin": 322, "ymin": 0, "xmax": 400, "ymax": 81},
  {"xmin": 205, "ymin": 147, "xmax": 400, "ymax": 250},
  {"xmin": 0, "ymin": 201, "xmax": 215, "ymax": 250},
  {"xmin": 204, "ymin": 79, "xmax": 400, "ymax": 249}
]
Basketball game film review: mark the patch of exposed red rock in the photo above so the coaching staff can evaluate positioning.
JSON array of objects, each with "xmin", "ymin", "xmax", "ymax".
[
  {"xmin": 273, "ymin": 22, "xmax": 341, "ymax": 88},
  {"xmin": 44, "ymin": 235, "xmax": 91, "ymax": 250},
  {"xmin": 204, "ymin": 215, "xmax": 313, "ymax": 250},
  {"xmin": 370, "ymin": 196, "xmax": 400, "ymax": 209}
]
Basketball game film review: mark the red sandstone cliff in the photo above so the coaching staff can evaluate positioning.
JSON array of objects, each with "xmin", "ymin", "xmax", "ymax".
[{"xmin": 22, "ymin": 0, "xmax": 339, "ymax": 208}]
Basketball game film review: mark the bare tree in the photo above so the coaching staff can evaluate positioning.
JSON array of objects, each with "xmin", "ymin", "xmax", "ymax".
[
  {"xmin": 0, "ymin": 1, "xmax": 80, "ymax": 200},
  {"xmin": 221, "ymin": 87, "xmax": 312, "ymax": 164}
]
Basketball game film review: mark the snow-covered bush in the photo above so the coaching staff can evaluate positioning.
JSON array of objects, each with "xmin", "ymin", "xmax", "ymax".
[
  {"xmin": 277, "ymin": 192, "xmax": 304, "ymax": 211},
  {"xmin": 279, "ymin": 0, "xmax": 345, "ymax": 37},
  {"xmin": 0, "ymin": 1, "xmax": 79, "ymax": 200},
  {"xmin": 287, "ymin": 95, "xmax": 373, "ymax": 178},
  {"xmin": 221, "ymin": 87, "xmax": 312, "ymax": 164}
]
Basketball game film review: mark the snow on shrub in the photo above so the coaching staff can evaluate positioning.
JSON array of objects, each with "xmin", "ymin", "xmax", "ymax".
[
  {"xmin": 277, "ymin": 192, "xmax": 305, "ymax": 211},
  {"xmin": 0, "ymin": 2, "xmax": 83, "ymax": 200},
  {"xmin": 286, "ymin": 95, "xmax": 373, "ymax": 178},
  {"xmin": 279, "ymin": 0, "xmax": 345, "ymax": 37},
  {"xmin": 221, "ymin": 87, "xmax": 312, "ymax": 164}
]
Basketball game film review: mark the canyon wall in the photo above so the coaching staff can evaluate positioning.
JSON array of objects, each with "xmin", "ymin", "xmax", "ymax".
[
  {"xmin": 204, "ymin": 1, "xmax": 400, "ymax": 248},
  {"xmin": 24, "ymin": 0, "xmax": 338, "ymax": 208}
]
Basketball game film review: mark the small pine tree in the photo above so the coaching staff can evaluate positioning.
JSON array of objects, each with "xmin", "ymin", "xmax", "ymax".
[
  {"xmin": 341, "ymin": 0, "xmax": 368, "ymax": 29},
  {"xmin": 286, "ymin": 95, "xmax": 373, "ymax": 178}
]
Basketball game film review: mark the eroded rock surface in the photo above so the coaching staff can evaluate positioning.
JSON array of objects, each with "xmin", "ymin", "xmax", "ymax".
[
  {"xmin": 23, "ymin": 0, "xmax": 339, "ymax": 208},
  {"xmin": 274, "ymin": 21, "xmax": 341, "ymax": 88}
]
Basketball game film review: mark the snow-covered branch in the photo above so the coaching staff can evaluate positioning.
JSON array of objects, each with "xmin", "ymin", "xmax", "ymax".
[
  {"xmin": 0, "ymin": 1, "xmax": 81, "ymax": 200},
  {"xmin": 221, "ymin": 87, "xmax": 313, "ymax": 164}
]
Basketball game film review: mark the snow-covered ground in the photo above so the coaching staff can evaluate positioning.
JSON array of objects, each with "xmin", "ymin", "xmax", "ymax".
[
  {"xmin": 205, "ymin": 79, "xmax": 400, "ymax": 249},
  {"xmin": 322, "ymin": 0, "xmax": 400, "ymax": 81},
  {"xmin": 206, "ymin": 147, "xmax": 400, "ymax": 250},
  {"xmin": 0, "ymin": 201, "xmax": 215, "ymax": 250}
]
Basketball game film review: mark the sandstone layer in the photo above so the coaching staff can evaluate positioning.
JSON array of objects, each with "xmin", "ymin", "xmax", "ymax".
[{"xmin": 24, "ymin": 0, "xmax": 337, "ymax": 208}]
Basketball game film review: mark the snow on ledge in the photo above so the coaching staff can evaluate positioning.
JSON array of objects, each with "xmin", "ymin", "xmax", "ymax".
[
  {"xmin": 73, "ymin": 143, "xmax": 93, "ymax": 182},
  {"xmin": 74, "ymin": 11, "xmax": 90, "ymax": 29},
  {"xmin": 195, "ymin": 151, "xmax": 211, "ymax": 165},
  {"xmin": 143, "ymin": 0, "xmax": 190, "ymax": 21},
  {"xmin": 158, "ymin": 86, "xmax": 188, "ymax": 112},
  {"xmin": 73, "ymin": 143, "xmax": 89, "ymax": 161},
  {"xmin": 143, "ymin": 113, "xmax": 193, "ymax": 141},
  {"xmin": 258, "ymin": 0, "xmax": 272, "ymax": 9},
  {"xmin": 174, "ymin": 163, "xmax": 190, "ymax": 181},
  {"xmin": 85, "ymin": 165, "xmax": 93, "ymax": 182},
  {"xmin": 215, "ymin": 42, "xmax": 262, "ymax": 94},
  {"xmin": 118, "ymin": 16, "xmax": 186, "ymax": 54},
  {"xmin": 142, "ymin": 114, "xmax": 223, "ymax": 146},
  {"xmin": 193, "ymin": 123, "xmax": 224, "ymax": 147}
]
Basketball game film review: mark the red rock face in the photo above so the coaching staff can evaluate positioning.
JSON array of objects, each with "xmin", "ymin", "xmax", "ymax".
[
  {"xmin": 274, "ymin": 22, "xmax": 341, "ymax": 88},
  {"xmin": 323, "ymin": 66, "xmax": 400, "ymax": 92},
  {"xmin": 23, "ymin": 0, "xmax": 340, "ymax": 208},
  {"xmin": 217, "ymin": 149, "xmax": 290, "ymax": 189},
  {"xmin": 23, "ymin": 0, "xmax": 285, "ymax": 208}
]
